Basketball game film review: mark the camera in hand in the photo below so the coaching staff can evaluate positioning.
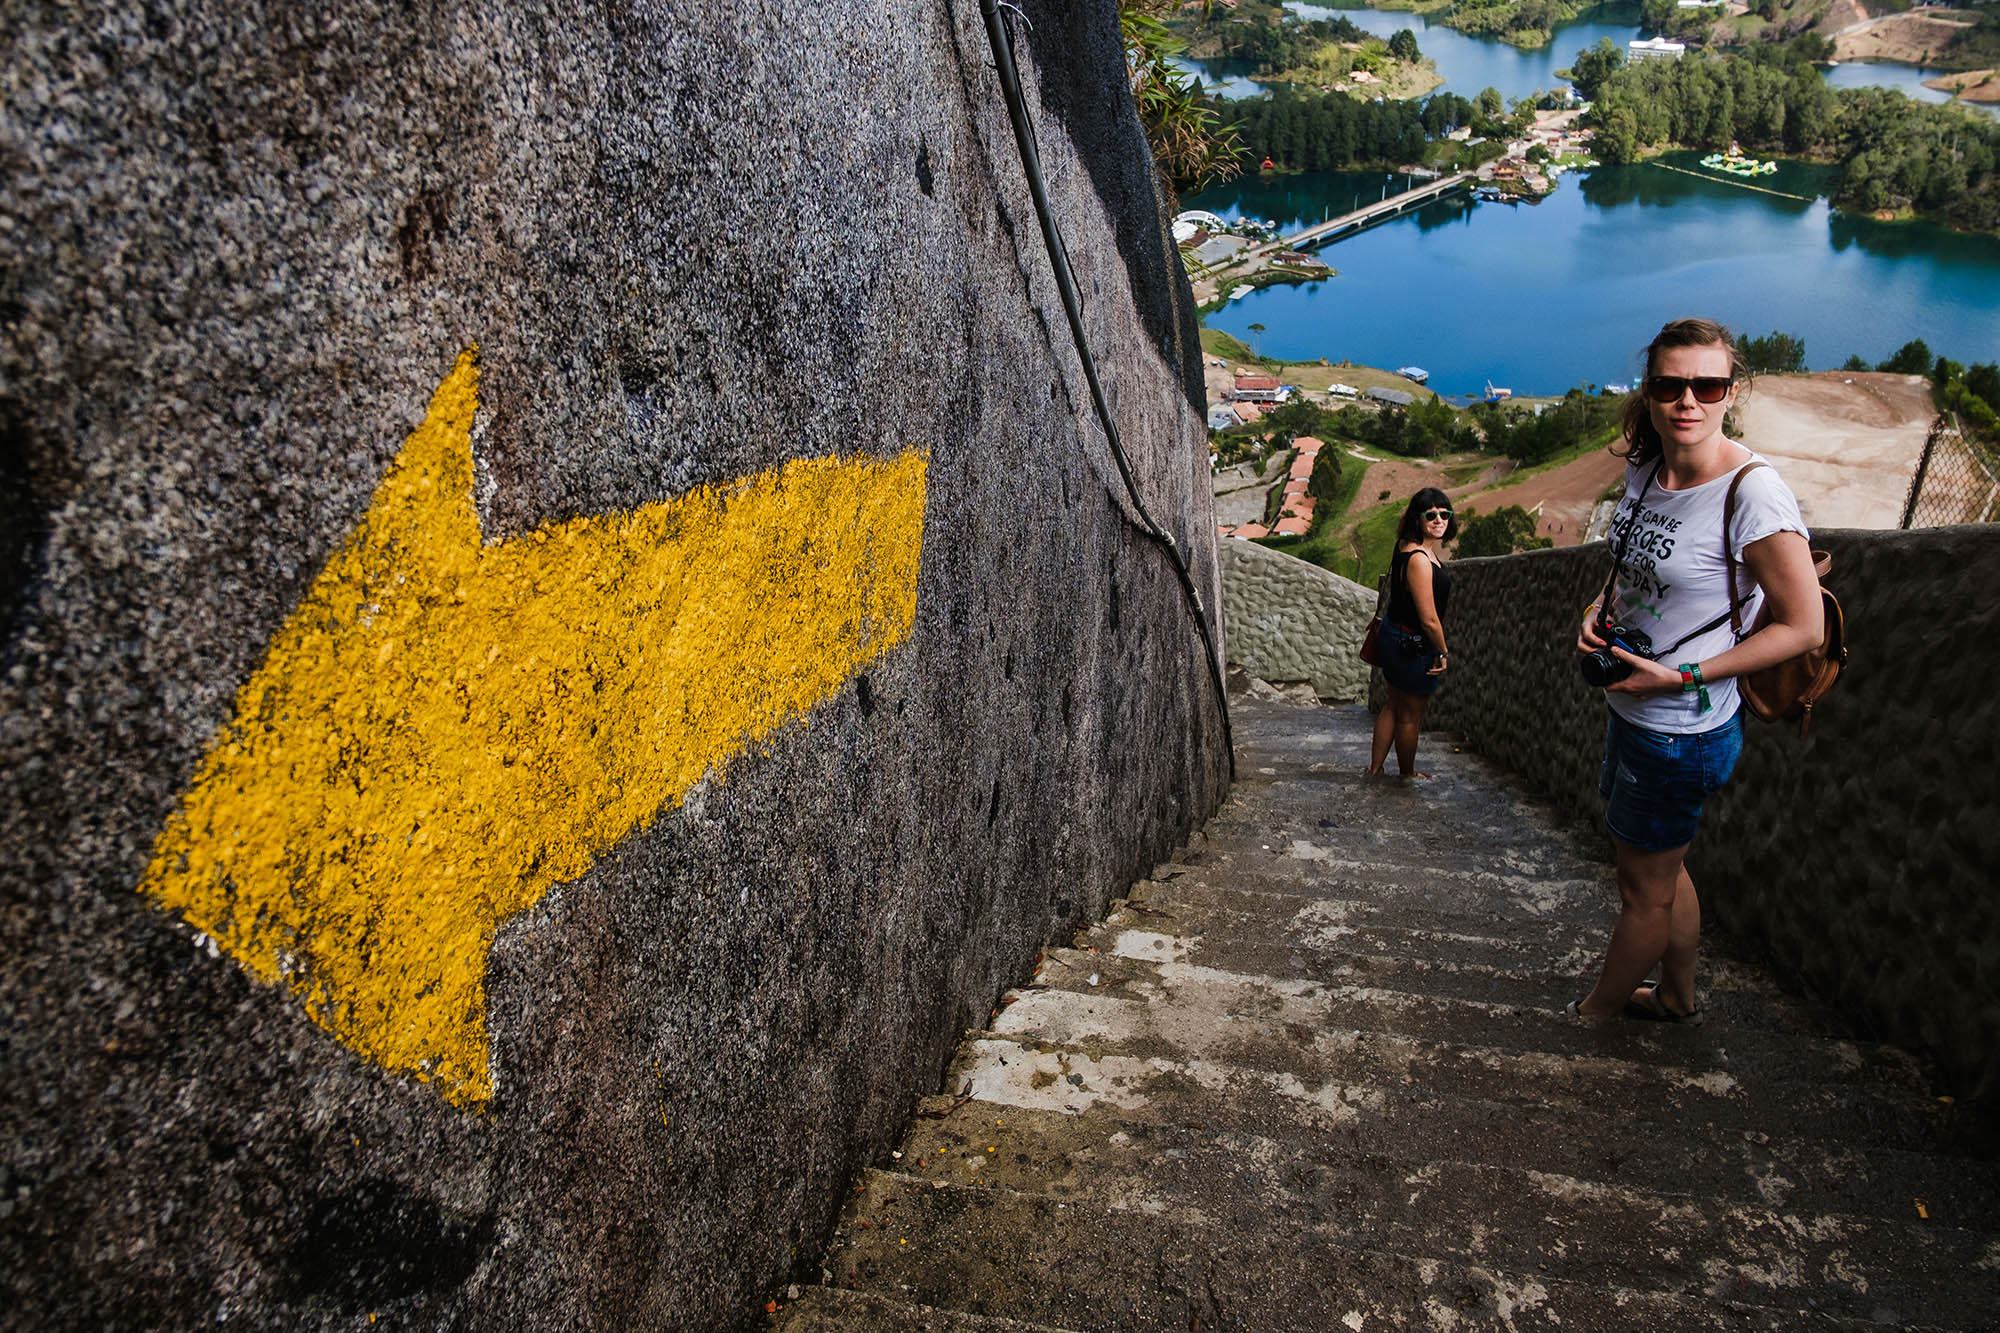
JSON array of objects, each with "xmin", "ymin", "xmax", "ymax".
[{"xmin": 1580, "ymin": 621, "xmax": 1654, "ymax": 687}]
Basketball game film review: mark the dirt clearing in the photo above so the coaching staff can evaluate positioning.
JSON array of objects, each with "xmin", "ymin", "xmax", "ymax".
[
  {"xmin": 1730, "ymin": 372, "xmax": 1934, "ymax": 529},
  {"xmin": 1833, "ymin": 10, "xmax": 1978, "ymax": 65}
]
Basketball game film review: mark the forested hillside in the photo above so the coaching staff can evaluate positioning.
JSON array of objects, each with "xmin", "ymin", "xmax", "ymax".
[
  {"xmin": 1584, "ymin": 43, "xmax": 2000, "ymax": 231},
  {"xmin": 1212, "ymin": 89, "xmax": 1476, "ymax": 170}
]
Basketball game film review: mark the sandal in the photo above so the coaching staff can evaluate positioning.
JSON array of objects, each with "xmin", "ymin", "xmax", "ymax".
[{"xmin": 1624, "ymin": 984, "xmax": 1703, "ymax": 1025}]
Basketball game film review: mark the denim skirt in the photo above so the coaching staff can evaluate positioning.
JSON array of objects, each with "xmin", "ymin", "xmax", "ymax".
[{"xmin": 1597, "ymin": 709, "xmax": 1744, "ymax": 851}]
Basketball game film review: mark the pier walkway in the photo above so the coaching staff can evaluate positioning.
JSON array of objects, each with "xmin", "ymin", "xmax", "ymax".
[{"xmin": 776, "ymin": 695, "xmax": 2000, "ymax": 1330}]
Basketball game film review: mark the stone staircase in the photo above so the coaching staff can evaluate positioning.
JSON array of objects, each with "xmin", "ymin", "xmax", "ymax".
[{"xmin": 771, "ymin": 698, "xmax": 2000, "ymax": 1331}]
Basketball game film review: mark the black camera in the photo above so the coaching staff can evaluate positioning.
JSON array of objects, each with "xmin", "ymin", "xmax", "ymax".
[{"xmin": 1580, "ymin": 621, "xmax": 1654, "ymax": 687}]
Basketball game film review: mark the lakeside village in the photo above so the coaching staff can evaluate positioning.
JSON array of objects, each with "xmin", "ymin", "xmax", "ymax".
[
  {"xmin": 1174, "ymin": 36, "xmax": 1802, "ymax": 546},
  {"xmin": 1176, "ymin": 102, "xmax": 1591, "ymax": 549}
]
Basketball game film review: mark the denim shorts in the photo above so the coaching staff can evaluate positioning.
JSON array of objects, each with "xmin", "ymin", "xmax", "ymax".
[
  {"xmin": 1597, "ymin": 709, "xmax": 1743, "ymax": 852},
  {"xmin": 1379, "ymin": 622, "xmax": 1442, "ymax": 696}
]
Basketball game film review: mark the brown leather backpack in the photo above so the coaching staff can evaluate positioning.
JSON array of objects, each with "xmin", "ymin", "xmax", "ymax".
[{"xmin": 1724, "ymin": 463, "xmax": 1848, "ymax": 738}]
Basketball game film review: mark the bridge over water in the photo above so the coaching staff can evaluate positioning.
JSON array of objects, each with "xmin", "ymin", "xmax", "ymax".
[{"xmin": 1256, "ymin": 170, "xmax": 1475, "ymax": 256}]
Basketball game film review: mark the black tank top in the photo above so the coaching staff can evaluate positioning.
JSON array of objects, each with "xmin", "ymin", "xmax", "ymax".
[{"xmin": 1386, "ymin": 547, "xmax": 1450, "ymax": 628}]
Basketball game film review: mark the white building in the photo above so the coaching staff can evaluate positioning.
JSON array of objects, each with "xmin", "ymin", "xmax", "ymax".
[{"xmin": 1627, "ymin": 36, "xmax": 1686, "ymax": 62}]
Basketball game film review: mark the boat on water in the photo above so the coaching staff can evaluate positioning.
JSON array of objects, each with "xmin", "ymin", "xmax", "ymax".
[
  {"xmin": 1397, "ymin": 366, "xmax": 1430, "ymax": 384},
  {"xmin": 1484, "ymin": 380, "xmax": 1512, "ymax": 403},
  {"xmin": 1699, "ymin": 150, "xmax": 1778, "ymax": 177}
]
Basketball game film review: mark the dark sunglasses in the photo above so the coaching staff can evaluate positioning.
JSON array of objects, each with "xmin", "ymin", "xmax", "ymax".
[
  {"xmin": 1644, "ymin": 375, "xmax": 1734, "ymax": 404},
  {"xmin": 1422, "ymin": 508, "xmax": 1452, "ymax": 521}
]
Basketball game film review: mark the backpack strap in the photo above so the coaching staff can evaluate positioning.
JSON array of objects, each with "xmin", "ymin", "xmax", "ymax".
[{"xmin": 1722, "ymin": 461, "xmax": 1768, "ymax": 639}]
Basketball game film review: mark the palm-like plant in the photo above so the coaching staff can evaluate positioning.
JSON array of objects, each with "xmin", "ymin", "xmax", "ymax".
[{"xmin": 1120, "ymin": 1, "xmax": 1245, "ymax": 197}]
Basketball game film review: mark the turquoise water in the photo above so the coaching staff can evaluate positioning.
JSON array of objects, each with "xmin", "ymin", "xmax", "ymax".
[{"xmin": 1190, "ymin": 152, "xmax": 2000, "ymax": 397}]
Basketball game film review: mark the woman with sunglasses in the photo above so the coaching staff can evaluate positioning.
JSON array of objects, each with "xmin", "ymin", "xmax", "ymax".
[
  {"xmin": 1568, "ymin": 318, "xmax": 1823, "ymax": 1023},
  {"xmin": 1366, "ymin": 488, "xmax": 1456, "ymax": 778}
]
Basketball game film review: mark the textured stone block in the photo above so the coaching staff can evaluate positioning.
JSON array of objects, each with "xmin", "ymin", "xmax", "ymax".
[
  {"xmin": 1218, "ymin": 539, "xmax": 1375, "ymax": 702},
  {"xmin": 0, "ymin": 2, "xmax": 1227, "ymax": 1324}
]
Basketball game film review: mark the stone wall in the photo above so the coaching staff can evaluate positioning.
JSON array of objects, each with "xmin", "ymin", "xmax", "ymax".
[
  {"xmin": 1218, "ymin": 538, "xmax": 1377, "ymax": 701},
  {"xmin": 1423, "ymin": 530, "xmax": 2000, "ymax": 1103},
  {"xmin": 0, "ymin": 2, "xmax": 1229, "ymax": 1326}
]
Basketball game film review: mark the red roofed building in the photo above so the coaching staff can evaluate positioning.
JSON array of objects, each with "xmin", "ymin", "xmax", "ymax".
[
  {"xmin": 1231, "ymin": 522, "xmax": 1270, "ymax": 539},
  {"xmin": 1272, "ymin": 515, "xmax": 1311, "ymax": 536},
  {"xmin": 1231, "ymin": 374, "xmax": 1284, "ymax": 403}
]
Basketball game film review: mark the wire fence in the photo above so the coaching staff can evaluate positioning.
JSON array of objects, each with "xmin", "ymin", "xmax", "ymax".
[{"xmin": 1900, "ymin": 413, "xmax": 2000, "ymax": 529}]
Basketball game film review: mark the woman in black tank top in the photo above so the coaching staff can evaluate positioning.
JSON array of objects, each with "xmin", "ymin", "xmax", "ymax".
[{"xmin": 1366, "ymin": 488, "xmax": 1455, "ymax": 778}]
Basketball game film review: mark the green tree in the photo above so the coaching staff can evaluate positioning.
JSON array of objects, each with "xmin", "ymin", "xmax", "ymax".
[
  {"xmin": 1388, "ymin": 28, "xmax": 1420, "ymax": 64},
  {"xmin": 1878, "ymin": 339, "xmax": 1934, "ymax": 374},
  {"xmin": 1454, "ymin": 506, "xmax": 1552, "ymax": 558},
  {"xmin": 1740, "ymin": 331, "xmax": 1806, "ymax": 374},
  {"xmin": 1475, "ymin": 86, "xmax": 1505, "ymax": 121},
  {"xmin": 1568, "ymin": 38, "xmax": 1624, "ymax": 101},
  {"xmin": 1964, "ymin": 362, "xmax": 2000, "ymax": 409},
  {"xmin": 1120, "ymin": 1, "xmax": 1243, "ymax": 194},
  {"xmin": 1248, "ymin": 322, "xmax": 1266, "ymax": 357},
  {"xmin": 1841, "ymin": 354, "xmax": 1870, "ymax": 372},
  {"xmin": 1263, "ymin": 396, "xmax": 1324, "ymax": 441},
  {"xmin": 1306, "ymin": 440, "xmax": 1343, "ymax": 505}
]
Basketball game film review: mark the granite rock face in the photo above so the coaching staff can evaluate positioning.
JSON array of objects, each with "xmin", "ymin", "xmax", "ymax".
[
  {"xmin": 0, "ymin": 2, "xmax": 1228, "ymax": 1326},
  {"xmin": 1422, "ymin": 530, "xmax": 2000, "ymax": 1103},
  {"xmin": 1218, "ymin": 538, "xmax": 1375, "ymax": 702}
]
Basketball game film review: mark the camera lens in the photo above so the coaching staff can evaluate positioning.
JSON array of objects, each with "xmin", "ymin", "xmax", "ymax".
[{"xmin": 1579, "ymin": 648, "xmax": 1630, "ymax": 687}]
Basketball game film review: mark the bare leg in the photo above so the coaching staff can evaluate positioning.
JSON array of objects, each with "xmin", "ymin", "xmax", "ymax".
[
  {"xmin": 1365, "ymin": 688, "xmax": 1401, "ymax": 774},
  {"xmin": 1393, "ymin": 692, "xmax": 1431, "ymax": 777},
  {"xmin": 1576, "ymin": 840, "xmax": 1695, "ymax": 1017},
  {"xmin": 1655, "ymin": 863, "xmax": 1701, "ymax": 1013}
]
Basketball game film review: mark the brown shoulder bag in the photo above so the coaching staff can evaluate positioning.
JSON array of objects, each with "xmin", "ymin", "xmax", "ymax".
[{"xmin": 1723, "ymin": 463, "xmax": 1848, "ymax": 738}]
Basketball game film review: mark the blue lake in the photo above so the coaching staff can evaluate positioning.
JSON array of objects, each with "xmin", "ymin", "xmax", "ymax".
[
  {"xmin": 1179, "ymin": 2, "xmax": 1995, "ymax": 115},
  {"xmin": 1190, "ymin": 155, "xmax": 2000, "ymax": 398},
  {"xmin": 1284, "ymin": 2, "xmax": 1641, "ymax": 104}
]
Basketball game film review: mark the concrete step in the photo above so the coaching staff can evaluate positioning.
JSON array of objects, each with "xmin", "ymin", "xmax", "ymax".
[
  {"xmin": 1075, "ymin": 904, "xmax": 1857, "ymax": 1040},
  {"xmin": 825, "ymin": 1169, "xmax": 1938, "ymax": 1332},
  {"xmin": 880, "ymin": 1106, "xmax": 1997, "ymax": 1328},
  {"xmin": 1024, "ymin": 940, "xmax": 1928, "ymax": 1088},
  {"xmin": 1004, "ymin": 948, "xmax": 1936, "ymax": 1107},
  {"xmin": 960, "ymin": 998, "xmax": 1963, "ymax": 1162},
  {"xmin": 770, "ymin": 1285, "xmax": 1082, "ymax": 1332},
  {"xmin": 1134, "ymin": 859, "xmax": 1616, "ymax": 935},
  {"xmin": 1182, "ymin": 788, "xmax": 1610, "ymax": 893},
  {"xmin": 898, "ymin": 1091, "xmax": 2000, "ymax": 1242}
]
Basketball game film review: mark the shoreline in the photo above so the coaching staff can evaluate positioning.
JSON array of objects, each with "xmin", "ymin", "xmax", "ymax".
[{"xmin": 1922, "ymin": 69, "xmax": 2000, "ymax": 105}]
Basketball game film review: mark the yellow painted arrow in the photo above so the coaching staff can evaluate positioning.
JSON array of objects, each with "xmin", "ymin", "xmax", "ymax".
[{"xmin": 140, "ymin": 349, "xmax": 927, "ymax": 1106}]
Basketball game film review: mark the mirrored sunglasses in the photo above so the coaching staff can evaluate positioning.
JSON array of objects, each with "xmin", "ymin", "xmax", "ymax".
[
  {"xmin": 1422, "ymin": 508, "xmax": 1452, "ymax": 521},
  {"xmin": 1645, "ymin": 375, "xmax": 1734, "ymax": 404}
]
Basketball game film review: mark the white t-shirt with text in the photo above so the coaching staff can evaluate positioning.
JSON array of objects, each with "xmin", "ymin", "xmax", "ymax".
[{"xmin": 1603, "ymin": 452, "xmax": 1808, "ymax": 734}]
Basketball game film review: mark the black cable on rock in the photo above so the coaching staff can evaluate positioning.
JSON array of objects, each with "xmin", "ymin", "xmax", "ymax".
[{"xmin": 978, "ymin": 0, "xmax": 1236, "ymax": 777}]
